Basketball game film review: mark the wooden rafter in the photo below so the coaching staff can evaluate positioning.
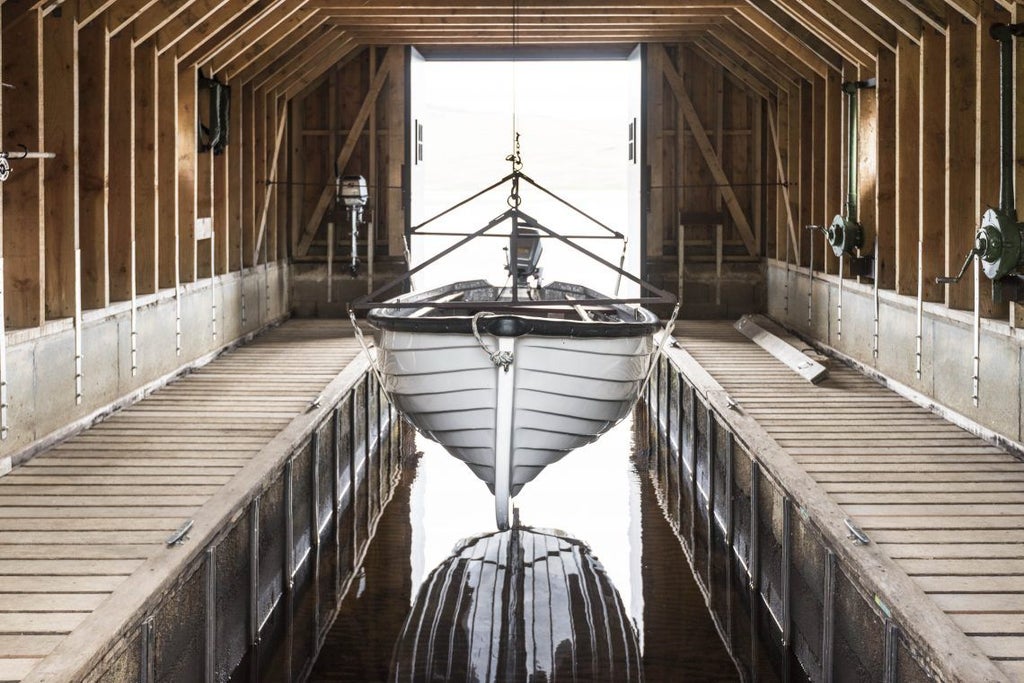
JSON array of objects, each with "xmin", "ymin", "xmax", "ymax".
[
  {"xmin": 693, "ymin": 38, "xmax": 773, "ymax": 100},
  {"xmin": 188, "ymin": 1, "xmax": 303, "ymax": 70}
]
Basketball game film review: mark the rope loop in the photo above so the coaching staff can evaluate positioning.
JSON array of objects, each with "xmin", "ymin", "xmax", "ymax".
[{"xmin": 472, "ymin": 312, "xmax": 514, "ymax": 372}]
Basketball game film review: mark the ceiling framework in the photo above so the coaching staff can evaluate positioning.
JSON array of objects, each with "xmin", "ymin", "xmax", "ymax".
[
  {"xmin": 0, "ymin": 0, "xmax": 1015, "ymax": 331},
  {"xmin": 9, "ymin": 0, "xmax": 1015, "ymax": 103}
]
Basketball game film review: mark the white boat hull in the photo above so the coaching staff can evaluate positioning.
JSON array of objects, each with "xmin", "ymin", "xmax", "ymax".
[{"xmin": 375, "ymin": 328, "xmax": 654, "ymax": 500}]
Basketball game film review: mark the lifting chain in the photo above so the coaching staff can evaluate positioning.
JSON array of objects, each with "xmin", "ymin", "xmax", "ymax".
[{"xmin": 506, "ymin": 132, "xmax": 523, "ymax": 208}]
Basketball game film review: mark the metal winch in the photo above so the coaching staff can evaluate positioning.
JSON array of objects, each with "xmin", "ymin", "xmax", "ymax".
[
  {"xmin": 939, "ymin": 23, "xmax": 1024, "ymax": 297},
  {"xmin": 827, "ymin": 79, "xmax": 875, "ymax": 259}
]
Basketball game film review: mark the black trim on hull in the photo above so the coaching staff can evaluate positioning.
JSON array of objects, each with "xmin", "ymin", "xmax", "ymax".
[{"xmin": 367, "ymin": 279, "xmax": 662, "ymax": 337}]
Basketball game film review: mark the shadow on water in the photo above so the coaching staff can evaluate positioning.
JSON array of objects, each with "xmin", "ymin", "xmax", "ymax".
[{"xmin": 310, "ymin": 414, "xmax": 758, "ymax": 681}]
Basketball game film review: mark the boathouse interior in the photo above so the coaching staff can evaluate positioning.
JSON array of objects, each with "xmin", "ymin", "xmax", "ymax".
[{"xmin": 3, "ymin": 0, "xmax": 1024, "ymax": 681}]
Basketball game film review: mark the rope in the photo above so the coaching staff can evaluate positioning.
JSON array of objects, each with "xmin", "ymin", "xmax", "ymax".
[
  {"xmin": 640, "ymin": 303, "xmax": 681, "ymax": 396},
  {"xmin": 472, "ymin": 312, "xmax": 514, "ymax": 372},
  {"xmin": 348, "ymin": 309, "xmax": 393, "ymax": 403}
]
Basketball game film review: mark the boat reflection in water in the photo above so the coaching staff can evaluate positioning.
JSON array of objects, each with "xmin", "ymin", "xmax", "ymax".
[{"xmin": 390, "ymin": 526, "xmax": 642, "ymax": 683}]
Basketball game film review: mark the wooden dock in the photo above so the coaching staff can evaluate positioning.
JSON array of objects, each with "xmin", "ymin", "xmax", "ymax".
[
  {"xmin": 0, "ymin": 320, "xmax": 362, "ymax": 682},
  {"xmin": 675, "ymin": 320, "xmax": 1024, "ymax": 680}
]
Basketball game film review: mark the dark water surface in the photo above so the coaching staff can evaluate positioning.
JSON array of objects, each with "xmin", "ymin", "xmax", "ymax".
[{"xmin": 310, "ymin": 416, "xmax": 741, "ymax": 682}]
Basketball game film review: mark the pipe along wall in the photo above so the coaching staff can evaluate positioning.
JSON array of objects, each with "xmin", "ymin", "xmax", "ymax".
[
  {"xmin": 76, "ymin": 370, "xmax": 409, "ymax": 683},
  {"xmin": 640, "ymin": 352, "xmax": 941, "ymax": 682}
]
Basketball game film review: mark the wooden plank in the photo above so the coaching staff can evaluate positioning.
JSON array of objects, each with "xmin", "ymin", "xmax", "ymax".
[
  {"xmin": 77, "ymin": 20, "xmax": 109, "ymax": 309},
  {"xmin": 797, "ymin": 80, "xmax": 812, "ymax": 264},
  {"xmin": 228, "ymin": 75, "xmax": 242, "ymax": 272},
  {"xmin": 213, "ymin": 93, "xmax": 229, "ymax": 275},
  {"xmin": 0, "ymin": 576, "xmax": 124, "ymax": 592},
  {"xmin": 241, "ymin": 82, "xmax": 255, "ymax": 267},
  {"xmin": 734, "ymin": 315, "xmax": 828, "ymax": 382},
  {"xmin": 932, "ymin": 594, "xmax": 1024, "ymax": 612},
  {"xmin": 974, "ymin": 2, "xmax": 1009, "ymax": 319},
  {"xmin": 919, "ymin": 27, "xmax": 946, "ymax": 303},
  {"xmin": 172, "ymin": 0, "xmax": 274, "ymax": 67},
  {"xmin": 766, "ymin": 103, "xmax": 799, "ymax": 259},
  {"xmin": 0, "ymin": 659, "xmax": 41, "ymax": 680},
  {"xmin": 134, "ymin": 39, "xmax": 158, "ymax": 294},
  {"xmin": 0, "ymin": 545, "xmax": 155, "ymax": 559},
  {"xmin": 176, "ymin": 62, "xmax": 197, "ymax": 283},
  {"xmin": 0, "ymin": 613, "xmax": 87, "ymax": 632},
  {"xmin": 771, "ymin": 0, "xmax": 878, "ymax": 66},
  {"xmin": 0, "ymin": 635, "xmax": 62, "ymax": 657},
  {"xmin": 872, "ymin": 529, "xmax": 1024, "ymax": 543},
  {"xmin": 943, "ymin": 8, "xmax": 977, "ymax": 312},
  {"xmin": 107, "ymin": 30, "xmax": 135, "ymax": 302},
  {"xmin": 954, "ymin": 614, "xmax": 1024, "ymax": 635},
  {"xmin": 297, "ymin": 46, "xmax": 397, "ymax": 256},
  {"xmin": 0, "ymin": 531, "xmax": 168, "ymax": 543},
  {"xmin": 836, "ymin": 493, "xmax": 1024, "ymax": 505},
  {"xmin": 0, "ymin": 595, "xmax": 108, "ymax": 612},
  {"xmin": 156, "ymin": 50, "xmax": 178, "ymax": 290},
  {"xmin": 894, "ymin": 33, "xmax": 920, "ymax": 296},
  {"xmin": 253, "ymin": 101, "xmax": 288, "ymax": 262},
  {"xmin": 252, "ymin": 88, "xmax": 266, "ymax": 265},
  {"xmin": 657, "ymin": 45, "xmax": 758, "ymax": 257},
  {"xmin": 734, "ymin": 6, "xmax": 830, "ymax": 78},
  {"xmin": 42, "ymin": 7, "xmax": 78, "ymax": 320},
  {"xmin": 201, "ymin": 2, "xmax": 306, "ymax": 71},
  {"xmin": 821, "ymin": 66, "xmax": 842, "ymax": 273},
  {"xmin": 883, "ymin": 543, "xmax": 1024, "ymax": 558},
  {"xmin": 874, "ymin": 48, "xmax": 896, "ymax": 289}
]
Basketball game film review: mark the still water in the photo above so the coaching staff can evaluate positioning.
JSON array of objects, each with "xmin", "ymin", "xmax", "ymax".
[{"xmin": 310, "ymin": 415, "xmax": 741, "ymax": 682}]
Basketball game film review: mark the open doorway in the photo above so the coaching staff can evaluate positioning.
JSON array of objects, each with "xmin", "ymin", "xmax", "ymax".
[{"xmin": 407, "ymin": 51, "xmax": 643, "ymax": 297}]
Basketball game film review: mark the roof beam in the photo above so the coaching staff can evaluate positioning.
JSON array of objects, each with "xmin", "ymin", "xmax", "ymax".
[
  {"xmin": 711, "ymin": 24, "xmax": 803, "ymax": 87},
  {"xmin": 765, "ymin": 0, "xmax": 878, "ymax": 67},
  {"xmin": 726, "ymin": 13, "xmax": 820, "ymax": 81},
  {"xmin": 175, "ymin": 1, "xmax": 277, "ymax": 66},
  {"xmin": 197, "ymin": 1, "xmax": 312, "ymax": 69},
  {"xmin": 693, "ymin": 38, "xmax": 773, "ymax": 99},
  {"xmin": 223, "ymin": 10, "xmax": 321, "ymax": 81},
  {"xmin": 741, "ymin": 3, "xmax": 840, "ymax": 74}
]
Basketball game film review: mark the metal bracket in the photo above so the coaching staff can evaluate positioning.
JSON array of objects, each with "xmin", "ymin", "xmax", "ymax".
[{"xmin": 845, "ymin": 518, "xmax": 870, "ymax": 545}]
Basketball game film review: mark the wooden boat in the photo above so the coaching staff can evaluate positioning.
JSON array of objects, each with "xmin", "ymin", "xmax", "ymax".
[
  {"xmin": 390, "ymin": 527, "xmax": 643, "ymax": 682},
  {"xmin": 368, "ymin": 278, "xmax": 662, "ymax": 529},
  {"xmin": 354, "ymin": 168, "xmax": 675, "ymax": 529}
]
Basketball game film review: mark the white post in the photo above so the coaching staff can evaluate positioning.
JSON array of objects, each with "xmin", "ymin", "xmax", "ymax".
[
  {"xmin": 493, "ymin": 336, "xmax": 515, "ymax": 531},
  {"xmin": 327, "ymin": 221, "xmax": 334, "ymax": 303}
]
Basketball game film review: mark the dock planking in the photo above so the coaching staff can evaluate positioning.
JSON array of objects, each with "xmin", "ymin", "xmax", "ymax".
[
  {"xmin": 677, "ymin": 320, "xmax": 1024, "ymax": 679},
  {"xmin": 0, "ymin": 320, "xmax": 361, "ymax": 682}
]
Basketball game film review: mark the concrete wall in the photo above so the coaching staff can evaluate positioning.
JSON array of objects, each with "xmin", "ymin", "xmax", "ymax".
[
  {"xmin": 646, "ymin": 260, "xmax": 766, "ymax": 319},
  {"xmin": 765, "ymin": 259, "xmax": 1024, "ymax": 447},
  {"xmin": 290, "ymin": 259, "xmax": 409, "ymax": 319},
  {"xmin": 2, "ymin": 262, "xmax": 291, "ymax": 462}
]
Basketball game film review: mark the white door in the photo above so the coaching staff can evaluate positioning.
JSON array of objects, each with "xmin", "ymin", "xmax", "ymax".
[{"xmin": 625, "ymin": 44, "xmax": 645, "ymax": 297}]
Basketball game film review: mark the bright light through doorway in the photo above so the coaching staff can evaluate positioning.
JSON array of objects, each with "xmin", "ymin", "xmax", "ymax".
[{"xmin": 409, "ymin": 59, "xmax": 640, "ymax": 296}]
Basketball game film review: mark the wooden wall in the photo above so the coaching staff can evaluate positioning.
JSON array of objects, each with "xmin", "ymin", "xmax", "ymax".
[
  {"xmin": 651, "ymin": 2, "xmax": 1023, "ymax": 327},
  {"xmin": 0, "ymin": 2, "xmax": 308, "ymax": 337},
  {"xmin": 290, "ymin": 46, "xmax": 405, "ymax": 266}
]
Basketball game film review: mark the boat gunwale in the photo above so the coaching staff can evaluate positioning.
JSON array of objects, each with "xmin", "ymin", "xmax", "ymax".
[{"xmin": 367, "ymin": 280, "xmax": 662, "ymax": 338}]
